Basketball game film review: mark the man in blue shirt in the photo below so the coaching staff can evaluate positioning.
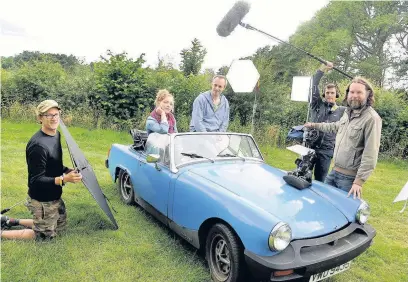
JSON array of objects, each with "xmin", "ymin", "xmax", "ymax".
[{"xmin": 190, "ymin": 75, "xmax": 230, "ymax": 132}]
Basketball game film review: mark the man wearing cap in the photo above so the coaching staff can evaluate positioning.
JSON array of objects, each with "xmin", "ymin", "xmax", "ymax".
[{"xmin": 1, "ymin": 100, "xmax": 82, "ymax": 240}]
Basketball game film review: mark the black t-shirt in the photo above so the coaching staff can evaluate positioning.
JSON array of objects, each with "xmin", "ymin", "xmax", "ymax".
[{"xmin": 26, "ymin": 130, "xmax": 68, "ymax": 201}]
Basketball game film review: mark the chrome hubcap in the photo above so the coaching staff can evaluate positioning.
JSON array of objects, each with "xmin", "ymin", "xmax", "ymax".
[
  {"xmin": 121, "ymin": 174, "xmax": 132, "ymax": 200},
  {"xmin": 210, "ymin": 235, "xmax": 231, "ymax": 281}
]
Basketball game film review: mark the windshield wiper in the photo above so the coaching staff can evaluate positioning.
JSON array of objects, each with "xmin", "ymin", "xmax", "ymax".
[
  {"xmin": 181, "ymin": 152, "xmax": 214, "ymax": 163},
  {"xmin": 217, "ymin": 153, "xmax": 246, "ymax": 161}
]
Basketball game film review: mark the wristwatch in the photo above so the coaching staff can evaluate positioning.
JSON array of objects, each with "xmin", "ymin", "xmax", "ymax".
[{"xmin": 60, "ymin": 174, "xmax": 65, "ymax": 187}]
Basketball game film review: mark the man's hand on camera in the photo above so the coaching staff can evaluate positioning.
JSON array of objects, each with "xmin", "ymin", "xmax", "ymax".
[
  {"xmin": 304, "ymin": 122, "xmax": 313, "ymax": 128},
  {"xmin": 64, "ymin": 170, "xmax": 82, "ymax": 184},
  {"xmin": 348, "ymin": 183, "xmax": 362, "ymax": 199}
]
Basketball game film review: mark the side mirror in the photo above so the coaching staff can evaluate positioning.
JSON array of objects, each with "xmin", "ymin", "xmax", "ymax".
[{"xmin": 146, "ymin": 154, "xmax": 160, "ymax": 163}]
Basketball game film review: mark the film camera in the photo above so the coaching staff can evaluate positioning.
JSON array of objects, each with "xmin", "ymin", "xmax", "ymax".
[{"xmin": 283, "ymin": 126, "xmax": 319, "ymax": 189}]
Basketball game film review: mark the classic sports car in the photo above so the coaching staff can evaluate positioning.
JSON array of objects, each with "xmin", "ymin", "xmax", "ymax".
[{"xmin": 106, "ymin": 131, "xmax": 375, "ymax": 282}]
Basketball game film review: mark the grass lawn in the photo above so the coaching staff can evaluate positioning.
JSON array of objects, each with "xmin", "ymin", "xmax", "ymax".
[{"xmin": 1, "ymin": 121, "xmax": 407, "ymax": 282}]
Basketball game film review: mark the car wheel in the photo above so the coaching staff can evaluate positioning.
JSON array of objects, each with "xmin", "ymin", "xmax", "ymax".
[
  {"xmin": 206, "ymin": 223, "xmax": 246, "ymax": 282},
  {"xmin": 117, "ymin": 170, "xmax": 135, "ymax": 205}
]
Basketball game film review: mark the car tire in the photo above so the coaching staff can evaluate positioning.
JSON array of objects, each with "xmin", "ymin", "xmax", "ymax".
[
  {"xmin": 117, "ymin": 170, "xmax": 135, "ymax": 205},
  {"xmin": 206, "ymin": 223, "xmax": 246, "ymax": 282}
]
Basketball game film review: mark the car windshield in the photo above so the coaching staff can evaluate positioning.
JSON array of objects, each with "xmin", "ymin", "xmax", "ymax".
[{"xmin": 174, "ymin": 134, "xmax": 262, "ymax": 167}]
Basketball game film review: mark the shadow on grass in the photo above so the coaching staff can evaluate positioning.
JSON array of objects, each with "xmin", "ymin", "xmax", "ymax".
[
  {"xmin": 134, "ymin": 203, "xmax": 206, "ymax": 257},
  {"xmin": 67, "ymin": 202, "xmax": 118, "ymax": 232},
  {"xmin": 127, "ymin": 202, "xmax": 263, "ymax": 282}
]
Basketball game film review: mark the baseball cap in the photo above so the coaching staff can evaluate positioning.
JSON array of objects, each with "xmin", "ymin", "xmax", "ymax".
[{"xmin": 36, "ymin": 100, "xmax": 61, "ymax": 116}]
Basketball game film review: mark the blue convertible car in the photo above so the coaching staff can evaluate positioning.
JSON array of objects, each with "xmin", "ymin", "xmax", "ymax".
[{"xmin": 106, "ymin": 131, "xmax": 375, "ymax": 282}]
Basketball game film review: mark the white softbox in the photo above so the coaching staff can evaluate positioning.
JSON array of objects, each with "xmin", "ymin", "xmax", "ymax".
[{"xmin": 291, "ymin": 76, "xmax": 312, "ymax": 102}]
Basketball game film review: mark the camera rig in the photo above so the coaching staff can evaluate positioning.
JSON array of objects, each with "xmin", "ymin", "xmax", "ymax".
[{"xmin": 283, "ymin": 128, "xmax": 319, "ymax": 190}]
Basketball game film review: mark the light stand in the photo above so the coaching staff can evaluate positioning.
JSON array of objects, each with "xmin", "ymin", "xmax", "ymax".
[{"xmin": 250, "ymin": 81, "xmax": 259, "ymax": 136}]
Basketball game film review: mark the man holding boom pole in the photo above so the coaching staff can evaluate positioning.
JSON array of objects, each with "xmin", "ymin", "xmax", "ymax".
[{"xmin": 308, "ymin": 62, "xmax": 345, "ymax": 182}]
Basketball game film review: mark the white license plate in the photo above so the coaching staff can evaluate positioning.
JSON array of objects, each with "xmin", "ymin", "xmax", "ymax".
[{"xmin": 309, "ymin": 261, "xmax": 351, "ymax": 282}]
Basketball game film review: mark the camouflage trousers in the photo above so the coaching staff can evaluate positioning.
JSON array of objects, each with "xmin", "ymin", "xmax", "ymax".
[{"xmin": 25, "ymin": 197, "xmax": 67, "ymax": 240}]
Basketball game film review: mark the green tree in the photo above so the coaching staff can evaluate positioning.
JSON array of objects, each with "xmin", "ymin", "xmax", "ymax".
[
  {"xmin": 217, "ymin": 66, "xmax": 229, "ymax": 75},
  {"xmin": 180, "ymin": 38, "xmax": 207, "ymax": 76},
  {"xmin": 375, "ymin": 89, "xmax": 408, "ymax": 157},
  {"xmin": 8, "ymin": 60, "xmax": 66, "ymax": 104},
  {"xmin": 392, "ymin": 3, "xmax": 408, "ymax": 89},
  {"xmin": 59, "ymin": 64, "xmax": 95, "ymax": 109},
  {"xmin": 1, "ymin": 68, "xmax": 18, "ymax": 114},
  {"xmin": 291, "ymin": 1, "xmax": 408, "ymax": 87},
  {"xmin": 2, "ymin": 51, "xmax": 82, "ymax": 70},
  {"xmin": 1, "ymin": 55, "xmax": 93, "ymax": 119},
  {"xmin": 1, "ymin": 56, "xmax": 15, "ymax": 69},
  {"xmin": 90, "ymin": 50, "xmax": 152, "ymax": 126}
]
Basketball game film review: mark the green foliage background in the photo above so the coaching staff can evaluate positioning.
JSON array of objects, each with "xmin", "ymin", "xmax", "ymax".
[{"xmin": 1, "ymin": 2, "xmax": 407, "ymax": 157}]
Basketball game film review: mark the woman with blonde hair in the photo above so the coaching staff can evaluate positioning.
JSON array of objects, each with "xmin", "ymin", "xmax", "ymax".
[{"xmin": 146, "ymin": 89, "xmax": 177, "ymax": 134}]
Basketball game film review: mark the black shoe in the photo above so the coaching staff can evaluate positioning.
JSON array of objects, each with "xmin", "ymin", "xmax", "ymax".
[
  {"xmin": 1, "ymin": 215, "xmax": 19, "ymax": 229},
  {"xmin": 1, "ymin": 215, "xmax": 10, "ymax": 229}
]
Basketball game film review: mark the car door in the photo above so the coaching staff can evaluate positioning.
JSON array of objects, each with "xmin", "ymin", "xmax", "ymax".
[{"xmin": 133, "ymin": 133, "xmax": 173, "ymax": 217}]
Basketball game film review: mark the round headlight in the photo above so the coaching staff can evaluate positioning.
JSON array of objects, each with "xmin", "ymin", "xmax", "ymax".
[
  {"xmin": 356, "ymin": 200, "xmax": 370, "ymax": 224},
  {"xmin": 268, "ymin": 222, "xmax": 292, "ymax": 251}
]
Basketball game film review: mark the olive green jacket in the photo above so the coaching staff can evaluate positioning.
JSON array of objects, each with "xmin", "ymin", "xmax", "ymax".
[{"xmin": 312, "ymin": 106, "xmax": 382, "ymax": 186}]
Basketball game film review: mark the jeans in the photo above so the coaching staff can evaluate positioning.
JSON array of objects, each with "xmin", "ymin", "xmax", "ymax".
[
  {"xmin": 324, "ymin": 170, "xmax": 355, "ymax": 192},
  {"xmin": 313, "ymin": 150, "xmax": 333, "ymax": 182}
]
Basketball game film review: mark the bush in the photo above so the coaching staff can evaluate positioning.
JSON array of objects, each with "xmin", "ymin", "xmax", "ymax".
[{"xmin": 375, "ymin": 90, "xmax": 408, "ymax": 158}]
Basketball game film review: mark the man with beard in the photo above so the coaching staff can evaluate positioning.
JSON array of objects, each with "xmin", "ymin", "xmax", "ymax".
[
  {"xmin": 305, "ymin": 77, "xmax": 382, "ymax": 199},
  {"xmin": 190, "ymin": 75, "xmax": 230, "ymax": 132},
  {"xmin": 308, "ymin": 62, "xmax": 345, "ymax": 182}
]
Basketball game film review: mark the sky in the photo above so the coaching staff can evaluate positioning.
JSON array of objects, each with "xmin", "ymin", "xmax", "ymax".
[{"xmin": 0, "ymin": 0, "xmax": 329, "ymax": 71}]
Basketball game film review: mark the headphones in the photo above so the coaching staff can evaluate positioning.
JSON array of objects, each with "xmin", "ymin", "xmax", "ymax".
[{"xmin": 322, "ymin": 84, "xmax": 340, "ymax": 98}]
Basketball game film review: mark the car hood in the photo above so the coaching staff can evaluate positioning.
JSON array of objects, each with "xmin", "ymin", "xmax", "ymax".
[{"xmin": 188, "ymin": 161, "xmax": 350, "ymax": 239}]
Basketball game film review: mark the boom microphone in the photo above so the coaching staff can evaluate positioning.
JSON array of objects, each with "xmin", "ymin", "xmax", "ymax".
[
  {"xmin": 216, "ymin": 1, "xmax": 250, "ymax": 37},
  {"xmin": 217, "ymin": 2, "xmax": 353, "ymax": 79}
]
